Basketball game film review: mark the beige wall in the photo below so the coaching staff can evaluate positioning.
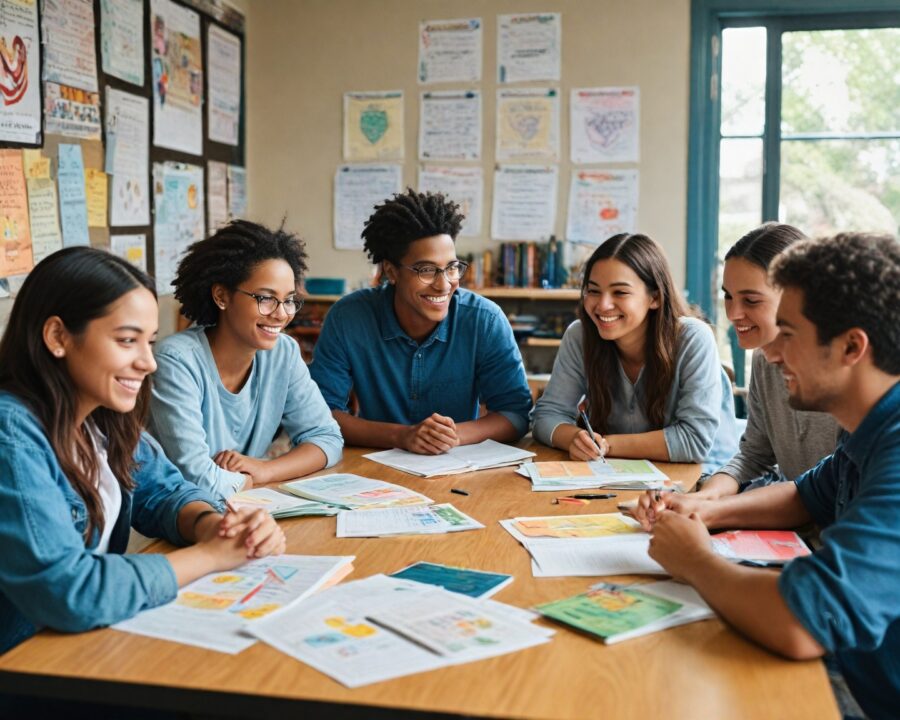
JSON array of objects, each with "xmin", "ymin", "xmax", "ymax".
[{"xmin": 245, "ymin": 0, "xmax": 692, "ymax": 291}]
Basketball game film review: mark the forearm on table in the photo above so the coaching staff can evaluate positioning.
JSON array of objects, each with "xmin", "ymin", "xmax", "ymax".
[
  {"xmin": 333, "ymin": 411, "xmax": 408, "ymax": 449},
  {"xmin": 606, "ymin": 430, "xmax": 670, "ymax": 461},
  {"xmin": 261, "ymin": 443, "xmax": 327, "ymax": 483},
  {"xmin": 704, "ymin": 481, "xmax": 812, "ymax": 530},
  {"xmin": 456, "ymin": 412, "xmax": 519, "ymax": 445}
]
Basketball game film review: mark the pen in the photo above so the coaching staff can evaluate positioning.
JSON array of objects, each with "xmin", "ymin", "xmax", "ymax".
[
  {"xmin": 576, "ymin": 394, "xmax": 607, "ymax": 463},
  {"xmin": 568, "ymin": 493, "xmax": 617, "ymax": 500},
  {"xmin": 450, "ymin": 488, "xmax": 469, "ymax": 496}
]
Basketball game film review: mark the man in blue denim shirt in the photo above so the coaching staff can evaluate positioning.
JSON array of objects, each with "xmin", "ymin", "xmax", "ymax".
[
  {"xmin": 310, "ymin": 189, "xmax": 531, "ymax": 454},
  {"xmin": 637, "ymin": 233, "xmax": 900, "ymax": 719}
]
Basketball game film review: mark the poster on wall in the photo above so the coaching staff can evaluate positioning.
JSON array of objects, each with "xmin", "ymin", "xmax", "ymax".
[
  {"xmin": 496, "ymin": 87, "xmax": 559, "ymax": 161},
  {"xmin": 333, "ymin": 164, "xmax": 402, "ymax": 250},
  {"xmin": 570, "ymin": 87, "xmax": 640, "ymax": 164},
  {"xmin": 497, "ymin": 13, "xmax": 561, "ymax": 84},
  {"xmin": 41, "ymin": 0, "xmax": 98, "ymax": 92},
  {"xmin": 150, "ymin": 0, "xmax": 203, "ymax": 156},
  {"xmin": 491, "ymin": 164, "xmax": 558, "ymax": 241},
  {"xmin": 26, "ymin": 176, "xmax": 63, "ymax": 265},
  {"xmin": 110, "ymin": 233, "xmax": 147, "ymax": 271},
  {"xmin": 343, "ymin": 91, "xmax": 403, "ymax": 162},
  {"xmin": 44, "ymin": 81, "xmax": 101, "ymax": 139},
  {"xmin": 153, "ymin": 161, "xmax": 204, "ymax": 293},
  {"xmin": 227, "ymin": 164, "xmax": 246, "ymax": 220},
  {"xmin": 57, "ymin": 143, "xmax": 90, "ymax": 246},
  {"xmin": 207, "ymin": 23, "xmax": 241, "ymax": 146},
  {"xmin": 0, "ymin": 0, "xmax": 42, "ymax": 144},
  {"xmin": 100, "ymin": 0, "xmax": 144, "ymax": 86},
  {"xmin": 207, "ymin": 159, "xmax": 227, "ymax": 230},
  {"xmin": 419, "ymin": 165, "xmax": 483, "ymax": 238},
  {"xmin": 566, "ymin": 169, "xmax": 639, "ymax": 243},
  {"xmin": 0, "ymin": 149, "xmax": 33, "ymax": 277},
  {"xmin": 106, "ymin": 87, "xmax": 149, "ymax": 226},
  {"xmin": 419, "ymin": 90, "xmax": 480, "ymax": 161},
  {"xmin": 418, "ymin": 18, "xmax": 481, "ymax": 84}
]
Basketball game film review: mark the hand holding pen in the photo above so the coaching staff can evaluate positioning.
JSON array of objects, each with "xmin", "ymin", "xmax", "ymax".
[{"xmin": 569, "ymin": 394, "xmax": 610, "ymax": 462}]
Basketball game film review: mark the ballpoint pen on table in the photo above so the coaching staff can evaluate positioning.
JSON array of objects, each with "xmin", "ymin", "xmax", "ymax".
[{"xmin": 577, "ymin": 393, "xmax": 608, "ymax": 463}]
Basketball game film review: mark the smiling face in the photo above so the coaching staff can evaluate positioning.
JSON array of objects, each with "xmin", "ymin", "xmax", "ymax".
[
  {"xmin": 383, "ymin": 233, "xmax": 458, "ymax": 342},
  {"xmin": 723, "ymin": 257, "xmax": 782, "ymax": 351},
  {"xmin": 582, "ymin": 258, "xmax": 659, "ymax": 350},
  {"xmin": 213, "ymin": 258, "xmax": 299, "ymax": 351},
  {"xmin": 59, "ymin": 287, "xmax": 159, "ymax": 422}
]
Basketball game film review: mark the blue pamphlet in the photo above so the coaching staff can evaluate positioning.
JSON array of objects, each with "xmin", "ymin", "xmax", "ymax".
[{"xmin": 390, "ymin": 562, "xmax": 513, "ymax": 599}]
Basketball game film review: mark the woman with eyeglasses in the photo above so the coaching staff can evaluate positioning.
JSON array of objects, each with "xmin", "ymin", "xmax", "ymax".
[
  {"xmin": 310, "ymin": 188, "xmax": 532, "ymax": 454},
  {"xmin": 147, "ymin": 220, "xmax": 343, "ymax": 500}
]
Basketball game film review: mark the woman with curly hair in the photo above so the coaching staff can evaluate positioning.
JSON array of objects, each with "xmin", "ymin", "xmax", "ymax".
[{"xmin": 148, "ymin": 220, "xmax": 343, "ymax": 501}]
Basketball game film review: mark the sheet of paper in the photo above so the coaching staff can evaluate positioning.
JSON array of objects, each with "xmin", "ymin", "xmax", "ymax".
[
  {"xmin": 207, "ymin": 23, "xmax": 241, "ymax": 146},
  {"xmin": 206, "ymin": 159, "xmax": 228, "ymax": 231},
  {"xmin": 418, "ymin": 165, "xmax": 483, "ymax": 238},
  {"xmin": 99, "ymin": 0, "xmax": 144, "ymax": 86},
  {"xmin": 26, "ymin": 177, "xmax": 62, "ymax": 264},
  {"xmin": 390, "ymin": 562, "xmax": 513, "ymax": 599},
  {"xmin": 364, "ymin": 439, "xmax": 535, "ymax": 477},
  {"xmin": 0, "ymin": 0, "xmax": 42, "ymax": 144},
  {"xmin": 22, "ymin": 149, "xmax": 50, "ymax": 179},
  {"xmin": 337, "ymin": 504, "xmax": 483, "ymax": 537},
  {"xmin": 419, "ymin": 90, "xmax": 481, "ymax": 161},
  {"xmin": 497, "ymin": 13, "xmax": 561, "ymax": 83},
  {"xmin": 570, "ymin": 87, "xmax": 640, "ymax": 164},
  {"xmin": 109, "ymin": 232, "xmax": 146, "ymax": 271},
  {"xmin": 512, "ymin": 513, "xmax": 642, "ymax": 539},
  {"xmin": 226, "ymin": 164, "xmax": 246, "ymax": 219},
  {"xmin": 229, "ymin": 487, "xmax": 338, "ymax": 518},
  {"xmin": 333, "ymin": 164, "xmax": 402, "ymax": 250},
  {"xmin": 496, "ymin": 87, "xmax": 559, "ymax": 161},
  {"xmin": 114, "ymin": 555, "xmax": 355, "ymax": 654},
  {"xmin": 43, "ymin": 81, "xmax": 101, "ymax": 139},
  {"xmin": 343, "ymin": 91, "xmax": 403, "ymax": 161},
  {"xmin": 152, "ymin": 161, "xmax": 204, "ymax": 293},
  {"xmin": 84, "ymin": 168, "xmax": 108, "ymax": 227},
  {"xmin": 0, "ymin": 149, "xmax": 33, "ymax": 276},
  {"xmin": 57, "ymin": 144, "xmax": 89, "ymax": 247},
  {"xmin": 150, "ymin": 0, "xmax": 203, "ymax": 155},
  {"xmin": 566, "ymin": 169, "xmax": 639, "ymax": 244},
  {"xmin": 491, "ymin": 164, "xmax": 558, "ymax": 241},
  {"xmin": 41, "ymin": 0, "xmax": 98, "ymax": 92},
  {"xmin": 106, "ymin": 87, "xmax": 150, "ymax": 226},
  {"xmin": 418, "ymin": 18, "xmax": 481, "ymax": 84},
  {"xmin": 283, "ymin": 473, "xmax": 433, "ymax": 510}
]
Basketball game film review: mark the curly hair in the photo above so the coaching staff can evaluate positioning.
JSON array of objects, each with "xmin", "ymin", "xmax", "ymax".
[
  {"xmin": 771, "ymin": 232, "xmax": 900, "ymax": 374},
  {"xmin": 174, "ymin": 220, "xmax": 308, "ymax": 326},
  {"xmin": 361, "ymin": 188, "xmax": 464, "ymax": 265}
]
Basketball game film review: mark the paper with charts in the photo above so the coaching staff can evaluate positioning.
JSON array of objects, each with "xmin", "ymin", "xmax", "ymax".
[
  {"xmin": 281, "ymin": 473, "xmax": 432, "ymax": 509},
  {"xmin": 511, "ymin": 512, "xmax": 642, "ymax": 539},
  {"xmin": 710, "ymin": 530, "xmax": 811, "ymax": 566},
  {"xmin": 249, "ymin": 574, "xmax": 552, "ymax": 687},
  {"xmin": 365, "ymin": 439, "xmax": 535, "ymax": 477},
  {"xmin": 336, "ymin": 503, "xmax": 483, "ymax": 537},
  {"xmin": 113, "ymin": 555, "xmax": 354, "ymax": 653},
  {"xmin": 519, "ymin": 458, "xmax": 672, "ymax": 491},
  {"xmin": 229, "ymin": 487, "xmax": 340, "ymax": 518}
]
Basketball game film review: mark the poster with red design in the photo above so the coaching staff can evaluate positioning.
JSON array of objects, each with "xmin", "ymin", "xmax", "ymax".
[{"xmin": 0, "ymin": 0, "xmax": 41, "ymax": 144}]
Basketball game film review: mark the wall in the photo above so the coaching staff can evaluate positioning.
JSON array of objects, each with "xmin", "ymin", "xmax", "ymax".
[{"xmin": 245, "ymin": 0, "xmax": 692, "ymax": 290}]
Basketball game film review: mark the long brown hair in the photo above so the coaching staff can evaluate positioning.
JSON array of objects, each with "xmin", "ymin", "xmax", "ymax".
[
  {"xmin": 578, "ymin": 233, "xmax": 686, "ymax": 432},
  {"xmin": 0, "ymin": 247, "xmax": 157, "ymax": 541}
]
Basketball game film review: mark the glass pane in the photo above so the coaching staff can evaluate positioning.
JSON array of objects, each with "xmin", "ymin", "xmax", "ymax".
[
  {"xmin": 780, "ymin": 138, "xmax": 900, "ymax": 236},
  {"xmin": 782, "ymin": 28, "xmax": 900, "ymax": 135},
  {"xmin": 721, "ymin": 27, "xmax": 767, "ymax": 136}
]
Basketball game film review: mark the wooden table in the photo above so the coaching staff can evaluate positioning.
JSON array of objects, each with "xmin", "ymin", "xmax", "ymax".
[{"xmin": 0, "ymin": 443, "xmax": 839, "ymax": 719}]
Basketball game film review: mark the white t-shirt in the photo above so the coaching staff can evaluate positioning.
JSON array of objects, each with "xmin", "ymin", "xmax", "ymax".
[{"xmin": 90, "ymin": 429, "xmax": 123, "ymax": 554}]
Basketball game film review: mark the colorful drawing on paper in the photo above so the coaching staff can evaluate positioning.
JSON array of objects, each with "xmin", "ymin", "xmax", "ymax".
[
  {"xmin": 343, "ymin": 91, "xmax": 403, "ymax": 161},
  {"xmin": 512, "ymin": 514, "xmax": 641, "ymax": 539}
]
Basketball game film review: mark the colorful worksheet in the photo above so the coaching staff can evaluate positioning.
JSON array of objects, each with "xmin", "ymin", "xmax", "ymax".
[
  {"xmin": 282, "ymin": 473, "xmax": 432, "ymax": 510},
  {"xmin": 390, "ymin": 562, "xmax": 513, "ymax": 599},
  {"xmin": 336, "ymin": 504, "xmax": 483, "ymax": 537},
  {"xmin": 511, "ymin": 513, "xmax": 642, "ymax": 539}
]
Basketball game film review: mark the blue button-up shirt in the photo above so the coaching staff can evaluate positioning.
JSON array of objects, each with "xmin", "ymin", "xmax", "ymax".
[
  {"xmin": 309, "ymin": 285, "xmax": 532, "ymax": 436},
  {"xmin": 780, "ymin": 380, "xmax": 900, "ymax": 720}
]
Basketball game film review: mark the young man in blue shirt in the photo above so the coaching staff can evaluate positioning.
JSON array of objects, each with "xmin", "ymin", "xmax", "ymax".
[
  {"xmin": 310, "ymin": 189, "xmax": 532, "ymax": 454},
  {"xmin": 634, "ymin": 232, "xmax": 900, "ymax": 719}
]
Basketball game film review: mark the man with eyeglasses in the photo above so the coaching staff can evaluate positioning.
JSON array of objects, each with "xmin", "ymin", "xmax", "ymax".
[{"xmin": 310, "ymin": 188, "xmax": 532, "ymax": 454}]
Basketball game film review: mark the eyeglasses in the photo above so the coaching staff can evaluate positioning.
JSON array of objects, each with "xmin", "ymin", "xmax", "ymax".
[
  {"xmin": 234, "ymin": 289, "xmax": 303, "ymax": 316},
  {"xmin": 398, "ymin": 261, "xmax": 469, "ymax": 284}
]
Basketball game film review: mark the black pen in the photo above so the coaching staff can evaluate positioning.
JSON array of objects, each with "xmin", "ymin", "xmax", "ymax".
[
  {"xmin": 450, "ymin": 488, "xmax": 469, "ymax": 496},
  {"xmin": 569, "ymin": 493, "xmax": 617, "ymax": 500}
]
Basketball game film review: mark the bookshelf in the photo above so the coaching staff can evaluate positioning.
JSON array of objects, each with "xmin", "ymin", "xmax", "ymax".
[{"xmin": 478, "ymin": 288, "xmax": 580, "ymax": 301}]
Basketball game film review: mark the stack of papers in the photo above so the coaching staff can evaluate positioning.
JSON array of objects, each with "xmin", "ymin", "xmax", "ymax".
[
  {"xmin": 229, "ymin": 487, "xmax": 340, "ymax": 518},
  {"xmin": 501, "ymin": 513, "xmax": 665, "ymax": 577},
  {"xmin": 365, "ymin": 439, "xmax": 536, "ymax": 477},
  {"xmin": 711, "ymin": 530, "xmax": 811, "ymax": 566},
  {"xmin": 336, "ymin": 504, "xmax": 483, "ymax": 537},
  {"xmin": 113, "ymin": 555, "xmax": 355, "ymax": 653},
  {"xmin": 536, "ymin": 580, "xmax": 714, "ymax": 644},
  {"xmin": 390, "ymin": 562, "xmax": 513, "ymax": 599},
  {"xmin": 518, "ymin": 459, "xmax": 673, "ymax": 491},
  {"xmin": 249, "ymin": 574, "xmax": 552, "ymax": 687},
  {"xmin": 281, "ymin": 473, "xmax": 432, "ymax": 510}
]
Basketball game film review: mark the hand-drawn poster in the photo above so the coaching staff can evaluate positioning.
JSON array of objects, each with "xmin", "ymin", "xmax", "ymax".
[
  {"xmin": 153, "ymin": 161, "xmax": 204, "ymax": 293},
  {"xmin": 44, "ymin": 81, "xmax": 101, "ymax": 139},
  {"xmin": 227, "ymin": 164, "xmax": 246, "ymax": 219},
  {"xmin": 333, "ymin": 164, "xmax": 402, "ymax": 250},
  {"xmin": 151, "ymin": 0, "xmax": 203, "ymax": 155},
  {"xmin": 0, "ymin": 0, "xmax": 41, "ymax": 144},
  {"xmin": 497, "ymin": 13, "xmax": 561, "ymax": 84},
  {"xmin": 491, "ymin": 164, "xmax": 558, "ymax": 241},
  {"xmin": 207, "ymin": 159, "xmax": 227, "ymax": 231},
  {"xmin": 496, "ymin": 87, "xmax": 559, "ymax": 161},
  {"xmin": 418, "ymin": 165, "xmax": 483, "ymax": 238},
  {"xmin": 207, "ymin": 23, "xmax": 241, "ymax": 146},
  {"xmin": 22, "ymin": 148, "xmax": 48, "ymax": 178},
  {"xmin": 41, "ymin": 0, "xmax": 98, "ymax": 92},
  {"xmin": 0, "ymin": 149, "xmax": 33, "ymax": 276},
  {"xmin": 571, "ymin": 87, "xmax": 640, "ymax": 164},
  {"xmin": 343, "ymin": 91, "xmax": 403, "ymax": 162},
  {"xmin": 85, "ymin": 167, "xmax": 108, "ymax": 227},
  {"xmin": 106, "ymin": 87, "xmax": 149, "ymax": 226},
  {"xmin": 418, "ymin": 18, "xmax": 481, "ymax": 84},
  {"xmin": 26, "ymin": 176, "xmax": 62, "ymax": 264},
  {"xmin": 419, "ymin": 90, "xmax": 480, "ymax": 161},
  {"xmin": 57, "ymin": 143, "xmax": 89, "ymax": 246},
  {"xmin": 100, "ymin": 0, "xmax": 144, "ymax": 86},
  {"xmin": 566, "ymin": 169, "xmax": 638, "ymax": 243},
  {"xmin": 110, "ymin": 232, "xmax": 146, "ymax": 271}
]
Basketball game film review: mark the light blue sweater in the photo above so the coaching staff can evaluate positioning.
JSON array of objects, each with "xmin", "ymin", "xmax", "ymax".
[{"xmin": 148, "ymin": 326, "xmax": 343, "ymax": 500}]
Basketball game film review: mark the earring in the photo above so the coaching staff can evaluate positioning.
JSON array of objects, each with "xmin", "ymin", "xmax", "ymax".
[
  {"xmin": 217, "ymin": 303, "xmax": 226, "ymax": 310},
  {"xmin": 53, "ymin": 349, "xmax": 64, "ymax": 357}
]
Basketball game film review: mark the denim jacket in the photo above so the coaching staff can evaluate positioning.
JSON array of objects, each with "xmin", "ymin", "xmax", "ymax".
[{"xmin": 0, "ymin": 391, "xmax": 216, "ymax": 653}]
